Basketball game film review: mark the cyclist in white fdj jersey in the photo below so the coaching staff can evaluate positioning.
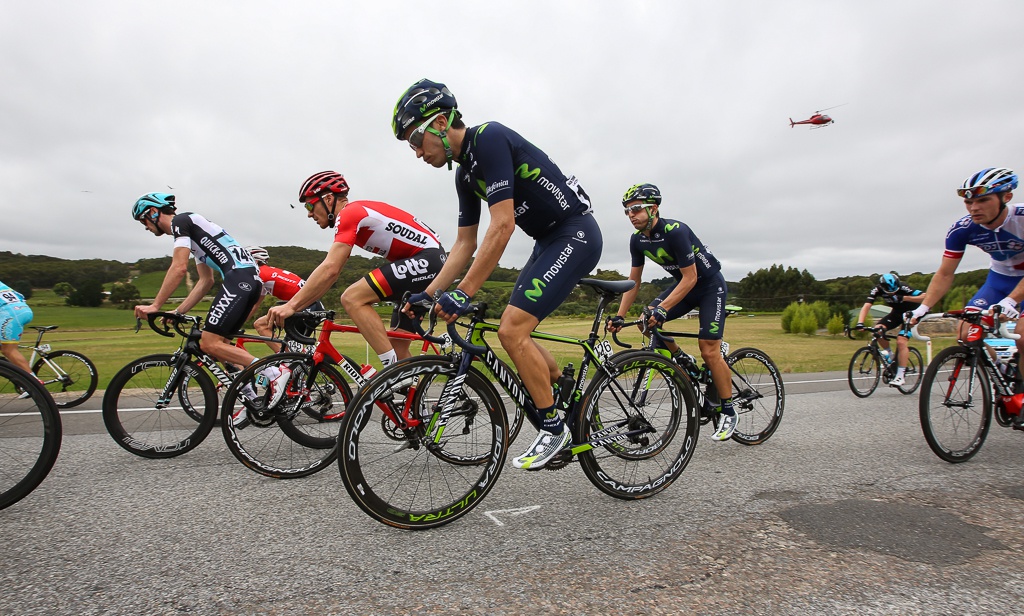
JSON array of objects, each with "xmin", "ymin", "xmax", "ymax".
[
  {"xmin": 911, "ymin": 167, "xmax": 1024, "ymax": 379},
  {"xmin": 0, "ymin": 279, "xmax": 33, "ymax": 372},
  {"xmin": 132, "ymin": 193, "xmax": 289, "ymax": 407},
  {"xmin": 856, "ymin": 273, "xmax": 924, "ymax": 388},
  {"xmin": 393, "ymin": 79, "xmax": 602, "ymax": 470}
]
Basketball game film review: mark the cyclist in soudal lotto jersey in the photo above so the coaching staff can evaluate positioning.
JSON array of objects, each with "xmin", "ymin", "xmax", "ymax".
[
  {"xmin": 0, "ymin": 279, "xmax": 34, "ymax": 372},
  {"xmin": 132, "ymin": 193, "xmax": 289, "ymax": 412},
  {"xmin": 910, "ymin": 168, "xmax": 1024, "ymax": 379},
  {"xmin": 393, "ymin": 78, "xmax": 602, "ymax": 470},
  {"xmin": 606, "ymin": 183, "xmax": 736, "ymax": 441},
  {"xmin": 855, "ymin": 273, "xmax": 924, "ymax": 387},
  {"xmin": 266, "ymin": 171, "xmax": 446, "ymax": 368},
  {"xmin": 243, "ymin": 246, "xmax": 323, "ymax": 351}
]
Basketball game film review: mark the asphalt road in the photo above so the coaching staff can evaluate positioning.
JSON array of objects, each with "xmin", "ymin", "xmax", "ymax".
[{"xmin": 3, "ymin": 373, "xmax": 1024, "ymax": 615}]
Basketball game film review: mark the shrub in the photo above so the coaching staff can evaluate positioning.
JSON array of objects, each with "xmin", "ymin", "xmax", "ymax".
[
  {"xmin": 808, "ymin": 301, "xmax": 831, "ymax": 329},
  {"xmin": 66, "ymin": 279, "xmax": 104, "ymax": 307},
  {"xmin": 826, "ymin": 313, "xmax": 846, "ymax": 336}
]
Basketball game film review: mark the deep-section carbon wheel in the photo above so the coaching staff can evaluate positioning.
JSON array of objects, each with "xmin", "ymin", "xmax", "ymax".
[
  {"xmin": 0, "ymin": 363, "xmax": 62, "ymax": 509},
  {"xmin": 920, "ymin": 346, "xmax": 991, "ymax": 463}
]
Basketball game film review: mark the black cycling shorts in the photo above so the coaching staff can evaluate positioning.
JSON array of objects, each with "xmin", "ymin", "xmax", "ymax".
[
  {"xmin": 204, "ymin": 268, "xmax": 264, "ymax": 337},
  {"xmin": 364, "ymin": 247, "xmax": 446, "ymax": 331}
]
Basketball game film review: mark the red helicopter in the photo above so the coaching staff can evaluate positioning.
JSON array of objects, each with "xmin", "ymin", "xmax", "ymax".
[{"xmin": 789, "ymin": 104, "xmax": 846, "ymax": 129}]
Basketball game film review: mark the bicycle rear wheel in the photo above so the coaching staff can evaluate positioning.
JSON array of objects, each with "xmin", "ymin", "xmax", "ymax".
[
  {"xmin": 0, "ymin": 363, "xmax": 62, "ymax": 510},
  {"xmin": 727, "ymin": 347, "xmax": 785, "ymax": 445},
  {"xmin": 848, "ymin": 347, "xmax": 880, "ymax": 397},
  {"xmin": 221, "ymin": 353, "xmax": 352, "ymax": 479},
  {"xmin": 576, "ymin": 351, "xmax": 699, "ymax": 500},
  {"xmin": 32, "ymin": 350, "xmax": 98, "ymax": 409},
  {"xmin": 897, "ymin": 347, "xmax": 925, "ymax": 395},
  {"xmin": 337, "ymin": 356, "xmax": 507, "ymax": 529},
  {"xmin": 920, "ymin": 346, "xmax": 992, "ymax": 463},
  {"xmin": 102, "ymin": 354, "xmax": 217, "ymax": 458}
]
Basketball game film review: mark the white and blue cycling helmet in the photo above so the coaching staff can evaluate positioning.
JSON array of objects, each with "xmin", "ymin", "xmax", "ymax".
[{"xmin": 958, "ymin": 167, "xmax": 1018, "ymax": 199}]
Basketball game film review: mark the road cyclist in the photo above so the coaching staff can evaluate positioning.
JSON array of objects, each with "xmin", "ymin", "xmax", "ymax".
[{"xmin": 854, "ymin": 273, "xmax": 925, "ymax": 388}]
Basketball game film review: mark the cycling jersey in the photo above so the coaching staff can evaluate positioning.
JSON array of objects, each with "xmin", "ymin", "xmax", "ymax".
[
  {"xmin": 455, "ymin": 122, "xmax": 592, "ymax": 240},
  {"xmin": 0, "ymin": 280, "xmax": 25, "ymax": 307},
  {"xmin": 257, "ymin": 265, "xmax": 305, "ymax": 301},
  {"xmin": 629, "ymin": 218, "xmax": 722, "ymax": 281},
  {"xmin": 0, "ymin": 280, "xmax": 31, "ymax": 343},
  {"xmin": 865, "ymin": 284, "xmax": 923, "ymax": 307},
  {"xmin": 944, "ymin": 206, "xmax": 1024, "ymax": 276},
  {"xmin": 334, "ymin": 200, "xmax": 441, "ymax": 260},
  {"xmin": 171, "ymin": 212, "xmax": 258, "ymax": 278}
]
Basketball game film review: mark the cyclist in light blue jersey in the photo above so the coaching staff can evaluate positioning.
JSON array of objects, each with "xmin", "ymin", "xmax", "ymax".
[{"xmin": 0, "ymin": 280, "xmax": 33, "ymax": 372}]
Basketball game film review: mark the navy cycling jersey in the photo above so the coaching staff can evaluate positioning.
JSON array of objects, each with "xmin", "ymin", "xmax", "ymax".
[
  {"xmin": 171, "ymin": 212, "xmax": 256, "ymax": 278},
  {"xmin": 455, "ymin": 122, "xmax": 592, "ymax": 239},
  {"xmin": 865, "ymin": 284, "xmax": 922, "ymax": 307},
  {"xmin": 629, "ymin": 218, "xmax": 721, "ymax": 281}
]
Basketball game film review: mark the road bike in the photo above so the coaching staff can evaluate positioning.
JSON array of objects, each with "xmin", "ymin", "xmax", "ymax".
[
  {"xmin": 101, "ymin": 312, "xmax": 289, "ymax": 459},
  {"xmin": 918, "ymin": 309, "xmax": 1023, "ymax": 463},
  {"xmin": 0, "ymin": 362, "xmax": 62, "ymax": 509},
  {"xmin": 0, "ymin": 325, "xmax": 98, "ymax": 409},
  {"xmin": 336, "ymin": 278, "xmax": 699, "ymax": 530},
  {"xmin": 845, "ymin": 321, "xmax": 924, "ymax": 397},
  {"xmin": 217, "ymin": 308, "xmax": 470, "ymax": 479},
  {"xmin": 612, "ymin": 306, "xmax": 785, "ymax": 445}
]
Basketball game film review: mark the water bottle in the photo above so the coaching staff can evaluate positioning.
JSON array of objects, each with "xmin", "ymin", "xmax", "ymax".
[
  {"xmin": 359, "ymin": 364, "xmax": 377, "ymax": 382},
  {"xmin": 555, "ymin": 364, "xmax": 576, "ymax": 410},
  {"xmin": 880, "ymin": 349, "xmax": 891, "ymax": 363}
]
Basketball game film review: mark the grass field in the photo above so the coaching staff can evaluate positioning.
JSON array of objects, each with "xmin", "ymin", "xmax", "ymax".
[{"xmin": 14, "ymin": 294, "xmax": 963, "ymax": 390}]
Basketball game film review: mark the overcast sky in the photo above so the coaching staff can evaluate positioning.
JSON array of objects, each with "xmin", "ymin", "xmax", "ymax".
[{"xmin": 2, "ymin": 1, "xmax": 1020, "ymax": 283}]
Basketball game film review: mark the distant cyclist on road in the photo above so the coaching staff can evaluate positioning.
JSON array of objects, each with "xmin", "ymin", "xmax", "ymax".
[
  {"xmin": 910, "ymin": 167, "xmax": 1024, "ymax": 379},
  {"xmin": 266, "ymin": 172, "xmax": 446, "ymax": 369},
  {"xmin": 855, "ymin": 273, "xmax": 924, "ymax": 387},
  {"xmin": 244, "ymin": 246, "xmax": 323, "ymax": 352},
  {"xmin": 606, "ymin": 183, "xmax": 735, "ymax": 441},
  {"xmin": 393, "ymin": 78, "xmax": 602, "ymax": 469},
  {"xmin": 131, "ymin": 193, "xmax": 289, "ymax": 411},
  {"xmin": 0, "ymin": 279, "xmax": 34, "ymax": 373}
]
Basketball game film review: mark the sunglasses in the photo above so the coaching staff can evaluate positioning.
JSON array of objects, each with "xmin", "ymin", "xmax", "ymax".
[
  {"xmin": 623, "ymin": 204, "xmax": 648, "ymax": 214},
  {"xmin": 957, "ymin": 186, "xmax": 1001, "ymax": 199},
  {"xmin": 408, "ymin": 113, "xmax": 442, "ymax": 150}
]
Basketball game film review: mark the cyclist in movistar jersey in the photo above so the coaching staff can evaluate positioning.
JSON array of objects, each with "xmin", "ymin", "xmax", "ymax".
[
  {"xmin": 855, "ymin": 273, "xmax": 924, "ymax": 387},
  {"xmin": 132, "ymin": 193, "xmax": 289, "ymax": 407},
  {"xmin": 394, "ymin": 79, "xmax": 602, "ymax": 469},
  {"xmin": 910, "ymin": 167, "xmax": 1024, "ymax": 379},
  {"xmin": 266, "ymin": 172, "xmax": 446, "ymax": 368},
  {"xmin": 244, "ymin": 246, "xmax": 324, "ymax": 352},
  {"xmin": 0, "ymin": 279, "xmax": 33, "ymax": 372},
  {"xmin": 607, "ymin": 184, "xmax": 735, "ymax": 441}
]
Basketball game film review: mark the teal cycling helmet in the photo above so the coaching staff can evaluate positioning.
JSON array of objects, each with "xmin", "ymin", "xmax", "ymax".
[
  {"xmin": 133, "ymin": 192, "xmax": 175, "ymax": 221},
  {"xmin": 879, "ymin": 273, "xmax": 900, "ymax": 294}
]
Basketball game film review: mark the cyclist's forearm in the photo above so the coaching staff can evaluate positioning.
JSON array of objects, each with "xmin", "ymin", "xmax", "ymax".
[
  {"xmin": 177, "ymin": 271, "xmax": 214, "ymax": 314},
  {"xmin": 857, "ymin": 304, "xmax": 871, "ymax": 323},
  {"xmin": 288, "ymin": 248, "xmax": 347, "ymax": 310},
  {"xmin": 152, "ymin": 264, "xmax": 188, "ymax": 309}
]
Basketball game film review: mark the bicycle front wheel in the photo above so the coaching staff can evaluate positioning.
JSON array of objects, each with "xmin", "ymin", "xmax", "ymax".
[
  {"xmin": 848, "ymin": 347, "xmax": 881, "ymax": 398},
  {"xmin": 576, "ymin": 351, "xmax": 699, "ymax": 500},
  {"xmin": 221, "ymin": 354, "xmax": 352, "ymax": 479},
  {"xmin": 725, "ymin": 347, "xmax": 786, "ymax": 445},
  {"xmin": 0, "ymin": 363, "xmax": 62, "ymax": 510},
  {"xmin": 897, "ymin": 347, "xmax": 925, "ymax": 395},
  {"xmin": 338, "ymin": 356, "xmax": 507, "ymax": 529},
  {"xmin": 920, "ymin": 346, "xmax": 992, "ymax": 463},
  {"xmin": 32, "ymin": 350, "xmax": 98, "ymax": 409},
  {"xmin": 102, "ymin": 354, "xmax": 217, "ymax": 458}
]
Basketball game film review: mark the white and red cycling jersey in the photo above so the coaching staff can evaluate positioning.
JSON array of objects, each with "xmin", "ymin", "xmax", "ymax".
[
  {"xmin": 257, "ymin": 265, "xmax": 305, "ymax": 301},
  {"xmin": 334, "ymin": 200, "xmax": 441, "ymax": 260}
]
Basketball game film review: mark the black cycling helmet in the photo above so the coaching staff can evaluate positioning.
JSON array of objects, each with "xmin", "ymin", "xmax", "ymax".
[
  {"xmin": 879, "ymin": 273, "xmax": 900, "ymax": 294},
  {"xmin": 392, "ymin": 79, "xmax": 461, "ymax": 169},
  {"xmin": 622, "ymin": 183, "xmax": 662, "ymax": 207}
]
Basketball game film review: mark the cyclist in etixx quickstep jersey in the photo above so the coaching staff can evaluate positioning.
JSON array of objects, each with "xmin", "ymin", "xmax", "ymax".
[
  {"xmin": 0, "ymin": 279, "xmax": 34, "ymax": 373},
  {"xmin": 131, "ymin": 193, "xmax": 288, "ymax": 417},
  {"xmin": 855, "ymin": 273, "xmax": 924, "ymax": 387},
  {"xmin": 606, "ymin": 183, "xmax": 736, "ymax": 441},
  {"xmin": 266, "ymin": 172, "xmax": 446, "ymax": 370},
  {"xmin": 910, "ymin": 167, "xmax": 1024, "ymax": 390},
  {"xmin": 393, "ymin": 78, "xmax": 603, "ymax": 470},
  {"xmin": 244, "ymin": 246, "xmax": 324, "ymax": 353}
]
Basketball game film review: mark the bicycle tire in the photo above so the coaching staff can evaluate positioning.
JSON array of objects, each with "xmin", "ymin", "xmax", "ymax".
[
  {"xmin": 31, "ymin": 350, "xmax": 98, "ymax": 409},
  {"xmin": 576, "ymin": 351, "xmax": 699, "ymax": 500},
  {"xmin": 726, "ymin": 347, "xmax": 786, "ymax": 445},
  {"xmin": 221, "ymin": 354, "xmax": 352, "ymax": 479},
  {"xmin": 920, "ymin": 346, "xmax": 992, "ymax": 463},
  {"xmin": 897, "ymin": 347, "xmax": 925, "ymax": 395},
  {"xmin": 0, "ymin": 363, "xmax": 62, "ymax": 510},
  {"xmin": 337, "ymin": 356, "xmax": 507, "ymax": 529},
  {"xmin": 102, "ymin": 354, "xmax": 217, "ymax": 458},
  {"xmin": 848, "ymin": 347, "xmax": 880, "ymax": 398}
]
